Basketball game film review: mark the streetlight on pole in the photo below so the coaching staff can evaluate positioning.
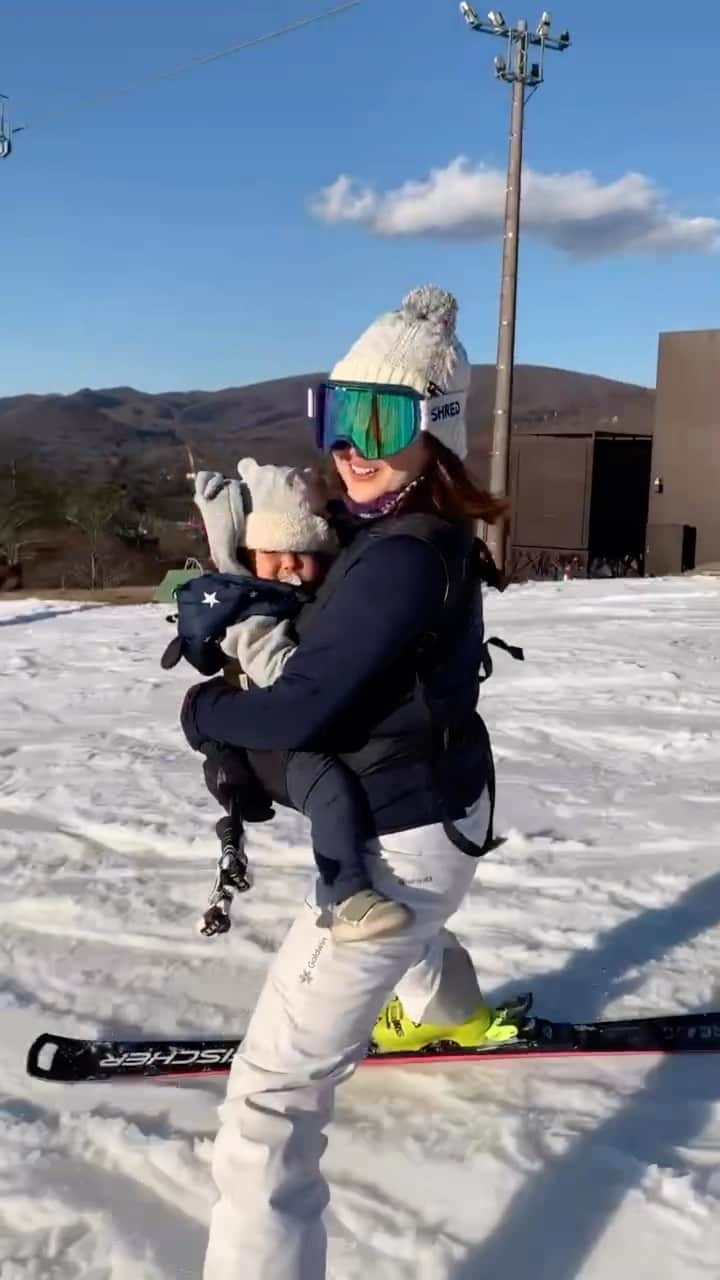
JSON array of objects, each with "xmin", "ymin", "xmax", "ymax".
[
  {"xmin": 0, "ymin": 95, "xmax": 14, "ymax": 160},
  {"xmin": 459, "ymin": 6, "xmax": 570, "ymax": 572}
]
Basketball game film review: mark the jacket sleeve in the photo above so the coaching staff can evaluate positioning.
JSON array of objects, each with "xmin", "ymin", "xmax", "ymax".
[
  {"xmin": 221, "ymin": 616, "xmax": 297, "ymax": 687},
  {"xmin": 185, "ymin": 536, "xmax": 448, "ymax": 751}
]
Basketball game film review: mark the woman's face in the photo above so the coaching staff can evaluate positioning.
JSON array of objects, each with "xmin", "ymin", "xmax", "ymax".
[{"xmin": 332, "ymin": 436, "xmax": 427, "ymax": 505}]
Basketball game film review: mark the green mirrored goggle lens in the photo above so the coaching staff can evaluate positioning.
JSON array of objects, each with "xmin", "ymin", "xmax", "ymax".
[{"xmin": 318, "ymin": 383, "xmax": 421, "ymax": 460}]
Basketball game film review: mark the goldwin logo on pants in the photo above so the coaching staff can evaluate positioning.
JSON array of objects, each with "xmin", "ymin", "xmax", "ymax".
[{"xmin": 299, "ymin": 937, "xmax": 327, "ymax": 985}]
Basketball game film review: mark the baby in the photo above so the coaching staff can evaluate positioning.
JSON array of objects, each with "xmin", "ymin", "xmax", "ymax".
[{"xmin": 186, "ymin": 457, "xmax": 413, "ymax": 944}]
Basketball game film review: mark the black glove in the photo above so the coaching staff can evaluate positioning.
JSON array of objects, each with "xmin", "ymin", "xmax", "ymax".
[
  {"xmin": 180, "ymin": 678, "xmax": 223, "ymax": 751},
  {"xmin": 201, "ymin": 742, "xmax": 275, "ymax": 823}
]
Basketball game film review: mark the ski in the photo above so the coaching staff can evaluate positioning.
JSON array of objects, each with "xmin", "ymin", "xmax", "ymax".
[{"xmin": 26, "ymin": 1007, "xmax": 720, "ymax": 1084}]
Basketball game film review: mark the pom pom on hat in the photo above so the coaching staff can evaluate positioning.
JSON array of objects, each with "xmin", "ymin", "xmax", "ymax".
[{"xmin": 402, "ymin": 284, "xmax": 458, "ymax": 332}]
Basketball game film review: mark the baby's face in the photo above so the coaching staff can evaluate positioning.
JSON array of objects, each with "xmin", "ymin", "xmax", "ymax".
[{"xmin": 251, "ymin": 549, "xmax": 327, "ymax": 588}]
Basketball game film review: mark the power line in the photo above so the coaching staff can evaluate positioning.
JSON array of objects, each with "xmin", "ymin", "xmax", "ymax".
[{"xmin": 13, "ymin": 1, "xmax": 366, "ymax": 135}]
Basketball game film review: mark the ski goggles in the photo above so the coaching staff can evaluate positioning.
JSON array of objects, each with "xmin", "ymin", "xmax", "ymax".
[
  {"xmin": 309, "ymin": 381, "xmax": 469, "ymax": 460},
  {"xmin": 308, "ymin": 381, "xmax": 423, "ymax": 460}
]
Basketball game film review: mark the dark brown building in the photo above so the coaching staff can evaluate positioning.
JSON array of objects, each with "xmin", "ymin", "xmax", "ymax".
[
  {"xmin": 647, "ymin": 329, "xmax": 720, "ymax": 572},
  {"xmin": 509, "ymin": 429, "xmax": 652, "ymax": 579}
]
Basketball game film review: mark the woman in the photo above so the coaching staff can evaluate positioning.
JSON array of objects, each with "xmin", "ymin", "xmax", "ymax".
[{"xmin": 182, "ymin": 285, "xmax": 518, "ymax": 1280}]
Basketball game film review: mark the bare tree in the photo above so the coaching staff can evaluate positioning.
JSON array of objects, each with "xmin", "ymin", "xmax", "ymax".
[
  {"xmin": 0, "ymin": 456, "xmax": 57, "ymax": 565},
  {"xmin": 64, "ymin": 483, "xmax": 128, "ymax": 590},
  {"xmin": 0, "ymin": 498, "xmax": 37, "ymax": 565}
]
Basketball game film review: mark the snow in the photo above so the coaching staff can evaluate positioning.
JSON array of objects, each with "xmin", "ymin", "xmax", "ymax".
[{"xmin": 2, "ymin": 578, "xmax": 720, "ymax": 1279}]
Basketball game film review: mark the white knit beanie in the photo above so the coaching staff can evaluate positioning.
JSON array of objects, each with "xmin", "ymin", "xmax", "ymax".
[
  {"xmin": 237, "ymin": 457, "xmax": 336, "ymax": 554},
  {"xmin": 329, "ymin": 285, "xmax": 472, "ymax": 459}
]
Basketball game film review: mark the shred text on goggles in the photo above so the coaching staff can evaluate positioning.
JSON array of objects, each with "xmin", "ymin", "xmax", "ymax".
[{"xmin": 308, "ymin": 381, "xmax": 466, "ymax": 461}]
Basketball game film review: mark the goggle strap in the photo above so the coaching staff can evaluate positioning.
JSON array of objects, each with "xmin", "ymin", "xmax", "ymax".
[{"xmin": 420, "ymin": 390, "xmax": 468, "ymax": 432}]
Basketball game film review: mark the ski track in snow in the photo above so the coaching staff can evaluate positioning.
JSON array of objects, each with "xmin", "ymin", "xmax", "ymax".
[{"xmin": 2, "ymin": 580, "xmax": 720, "ymax": 1278}]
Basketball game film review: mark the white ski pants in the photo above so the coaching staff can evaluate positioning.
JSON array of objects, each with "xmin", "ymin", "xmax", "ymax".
[{"xmin": 203, "ymin": 790, "xmax": 490, "ymax": 1280}]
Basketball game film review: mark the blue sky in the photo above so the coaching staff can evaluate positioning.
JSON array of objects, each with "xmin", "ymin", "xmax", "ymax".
[{"xmin": 1, "ymin": 0, "xmax": 718, "ymax": 396}]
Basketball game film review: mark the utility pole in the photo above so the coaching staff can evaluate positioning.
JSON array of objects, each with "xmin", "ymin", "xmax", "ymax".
[{"xmin": 459, "ymin": 7, "xmax": 570, "ymax": 572}]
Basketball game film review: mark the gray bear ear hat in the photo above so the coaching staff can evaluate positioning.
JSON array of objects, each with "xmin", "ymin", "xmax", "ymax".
[
  {"xmin": 194, "ymin": 459, "xmax": 336, "ymax": 574},
  {"xmin": 329, "ymin": 284, "xmax": 472, "ymax": 459},
  {"xmin": 236, "ymin": 458, "xmax": 336, "ymax": 555}
]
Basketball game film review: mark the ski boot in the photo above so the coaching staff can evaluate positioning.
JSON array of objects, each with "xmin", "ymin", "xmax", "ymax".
[
  {"xmin": 369, "ymin": 993, "xmax": 533, "ymax": 1055},
  {"xmin": 198, "ymin": 809, "xmax": 252, "ymax": 938}
]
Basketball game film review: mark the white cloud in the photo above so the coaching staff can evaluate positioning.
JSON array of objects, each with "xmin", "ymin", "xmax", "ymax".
[{"xmin": 309, "ymin": 157, "xmax": 720, "ymax": 258}]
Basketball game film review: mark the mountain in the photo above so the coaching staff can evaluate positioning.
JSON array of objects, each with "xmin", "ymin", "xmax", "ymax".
[{"xmin": 0, "ymin": 366, "xmax": 655, "ymax": 486}]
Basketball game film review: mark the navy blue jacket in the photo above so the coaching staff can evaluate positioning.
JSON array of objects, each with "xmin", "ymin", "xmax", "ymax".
[{"xmin": 182, "ymin": 514, "xmax": 494, "ymax": 840}]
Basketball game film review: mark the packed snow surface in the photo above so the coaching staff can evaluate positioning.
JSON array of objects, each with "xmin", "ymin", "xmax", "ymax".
[{"xmin": 2, "ymin": 578, "xmax": 720, "ymax": 1279}]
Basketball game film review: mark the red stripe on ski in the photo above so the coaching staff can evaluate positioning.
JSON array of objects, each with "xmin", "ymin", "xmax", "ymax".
[
  {"xmin": 102, "ymin": 1044, "xmax": 720, "ymax": 1084},
  {"xmin": 363, "ymin": 1046, "xmax": 720, "ymax": 1064}
]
